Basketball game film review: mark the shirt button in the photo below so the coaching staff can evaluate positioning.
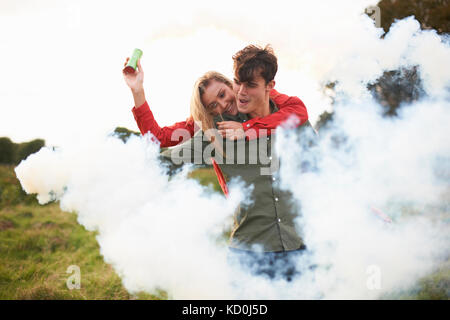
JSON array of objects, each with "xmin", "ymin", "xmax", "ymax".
[{"xmin": 275, "ymin": 197, "xmax": 279, "ymax": 202}]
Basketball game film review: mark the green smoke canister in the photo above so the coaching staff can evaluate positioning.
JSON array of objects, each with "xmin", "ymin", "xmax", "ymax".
[{"xmin": 123, "ymin": 48, "xmax": 143, "ymax": 74}]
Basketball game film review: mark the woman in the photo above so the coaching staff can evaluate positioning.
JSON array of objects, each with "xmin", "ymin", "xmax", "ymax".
[{"xmin": 123, "ymin": 58, "xmax": 308, "ymax": 147}]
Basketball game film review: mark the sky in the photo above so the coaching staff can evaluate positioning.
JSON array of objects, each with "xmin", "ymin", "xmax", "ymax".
[{"xmin": 0, "ymin": 0, "xmax": 385, "ymax": 147}]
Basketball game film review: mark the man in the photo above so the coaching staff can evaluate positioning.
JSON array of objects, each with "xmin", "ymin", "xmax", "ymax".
[{"xmin": 224, "ymin": 45, "xmax": 314, "ymax": 280}]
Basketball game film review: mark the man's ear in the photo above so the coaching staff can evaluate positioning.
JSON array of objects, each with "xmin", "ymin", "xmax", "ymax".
[{"xmin": 266, "ymin": 80, "xmax": 275, "ymax": 92}]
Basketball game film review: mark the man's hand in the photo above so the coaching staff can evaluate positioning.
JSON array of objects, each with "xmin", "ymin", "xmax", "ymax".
[
  {"xmin": 217, "ymin": 121, "xmax": 246, "ymax": 140},
  {"xmin": 123, "ymin": 58, "xmax": 144, "ymax": 93}
]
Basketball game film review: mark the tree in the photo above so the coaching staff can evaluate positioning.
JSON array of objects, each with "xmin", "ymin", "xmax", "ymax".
[
  {"xmin": 315, "ymin": 111, "xmax": 334, "ymax": 131},
  {"xmin": 0, "ymin": 137, "xmax": 15, "ymax": 164},
  {"xmin": 377, "ymin": 0, "xmax": 449, "ymax": 35},
  {"xmin": 368, "ymin": 66, "xmax": 425, "ymax": 117},
  {"xmin": 112, "ymin": 127, "xmax": 141, "ymax": 143},
  {"xmin": 15, "ymin": 139, "xmax": 45, "ymax": 164}
]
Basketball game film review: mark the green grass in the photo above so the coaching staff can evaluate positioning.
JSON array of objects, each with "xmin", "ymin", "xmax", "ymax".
[
  {"xmin": 0, "ymin": 164, "xmax": 168, "ymax": 299},
  {"xmin": 1, "ymin": 164, "xmax": 448, "ymax": 299},
  {"xmin": 0, "ymin": 165, "xmax": 221, "ymax": 300},
  {"xmin": 187, "ymin": 167, "xmax": 223, "ymax": 193},
  {"xmin": 0, "ymin": 203, "xmax": 166, "ymax": 300}
]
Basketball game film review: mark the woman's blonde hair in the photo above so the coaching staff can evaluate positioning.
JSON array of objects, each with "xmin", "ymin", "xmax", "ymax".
[{"xmin": 189, "ymin": 71, "xmax": 233, "ymax": 142}]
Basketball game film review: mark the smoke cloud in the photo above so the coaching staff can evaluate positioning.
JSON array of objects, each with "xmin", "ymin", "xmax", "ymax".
[
  {"xmin": 15, "ymin": 135, "xmax": 254, "ymax": 299},
  {"xmin": 274, "ymin": 96, "xmax": 449, "ymax": 299}
]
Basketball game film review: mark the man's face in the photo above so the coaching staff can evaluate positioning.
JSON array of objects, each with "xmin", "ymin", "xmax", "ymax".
[
  {"xmin": 233, "ymin": 73, "xmax": 273, "ymax": 114},
  {"xmin": 201, "ymin": 80, "xmax": 238, "ymax": 116}
]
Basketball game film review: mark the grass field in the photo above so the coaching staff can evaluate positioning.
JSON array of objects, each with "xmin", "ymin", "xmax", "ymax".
[
  {"xmin": 0, "ymin": 164, "xmax": 448, "ymax": 299},
  {"xmin": 0, "ymin": 165, "xmax": 222, "ymax": 300},
  {"xmin": 0, "ymin": 201, "xmax": 168, "ymax": 300}
]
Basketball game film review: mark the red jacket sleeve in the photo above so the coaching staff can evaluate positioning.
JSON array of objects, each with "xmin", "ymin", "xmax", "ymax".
[
  {"xmin": 243, "ymin": 89, "xmax": 308, "ymax": 140},
  {"xmin": 132, "ymin": 101, "xmax": 196, "ymax": 147}
]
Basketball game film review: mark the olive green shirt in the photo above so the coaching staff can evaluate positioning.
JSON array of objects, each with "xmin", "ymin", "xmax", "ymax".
[{"xmin": 160, "ymin": 101, "xmax": 313, "ymax": 252}]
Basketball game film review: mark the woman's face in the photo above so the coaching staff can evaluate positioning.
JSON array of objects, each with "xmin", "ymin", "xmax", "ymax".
[{"xmin": 201, "ymin": 80, "xmax": 238, "ymax": 116}]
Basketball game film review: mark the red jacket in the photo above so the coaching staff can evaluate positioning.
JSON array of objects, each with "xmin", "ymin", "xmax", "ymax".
[{"xmin": 131, "ymin": 89, "xmax": 308, "ymax": 147}]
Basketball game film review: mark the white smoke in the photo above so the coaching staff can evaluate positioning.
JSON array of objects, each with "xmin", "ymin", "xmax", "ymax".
[
  {"xmin": 274, "ymin": 96, "xmax": 450, "ymax": 299},
  {"xmin": 15, "ymin": 135, "xmax": 252, "ymax": 299},
  {"xmin": 10, "ymin": 0, "xmax": 450, "ymax": 299}
]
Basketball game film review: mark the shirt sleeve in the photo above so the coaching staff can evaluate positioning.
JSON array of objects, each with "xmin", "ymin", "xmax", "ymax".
[
  {"xmin": 242, "ymin": 89, "xmax": 308, "ymax": 140},
  {"xmin": 132, "ymin": 101, "xmax": 196, "ymax": 147}
]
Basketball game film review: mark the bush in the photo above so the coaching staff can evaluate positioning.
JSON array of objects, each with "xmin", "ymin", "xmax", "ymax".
[
  {"xmin": 111, "ymin": 127, "xmax": 140, "ymax": 143},
  {"xmin": 0, "ymin": 137, "xmax": 15, "ymax": 164},
  {"xmin": 15, "ymin": 139, "xmax": 45, "ymax": 164},
  {"xmin": 0, "ymin": 137, "xmax": 46, "ymax": 165}
]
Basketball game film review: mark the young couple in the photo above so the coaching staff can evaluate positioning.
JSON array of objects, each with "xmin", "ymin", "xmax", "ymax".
[{"xmin": 123, "ymin": 44, "xmax": 314, "ymax": 281}]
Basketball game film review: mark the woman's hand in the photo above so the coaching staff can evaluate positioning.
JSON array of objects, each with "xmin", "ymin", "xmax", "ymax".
[
  {"xmin": 217, "ymin": 121, "xmax": 245, "ymax": 140},
  {"xmin": 123, "ymin": 58, "xmax": 144, "ymax": 93},
  {"xmin": 123, "ymin": 58, "xmax": 146, "ymax": 107}
]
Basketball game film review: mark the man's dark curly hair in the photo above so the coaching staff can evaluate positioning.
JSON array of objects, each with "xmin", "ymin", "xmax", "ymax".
[{"xmin": 232, "ymin": 44, "xmax": 278, "ymax": 84}]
